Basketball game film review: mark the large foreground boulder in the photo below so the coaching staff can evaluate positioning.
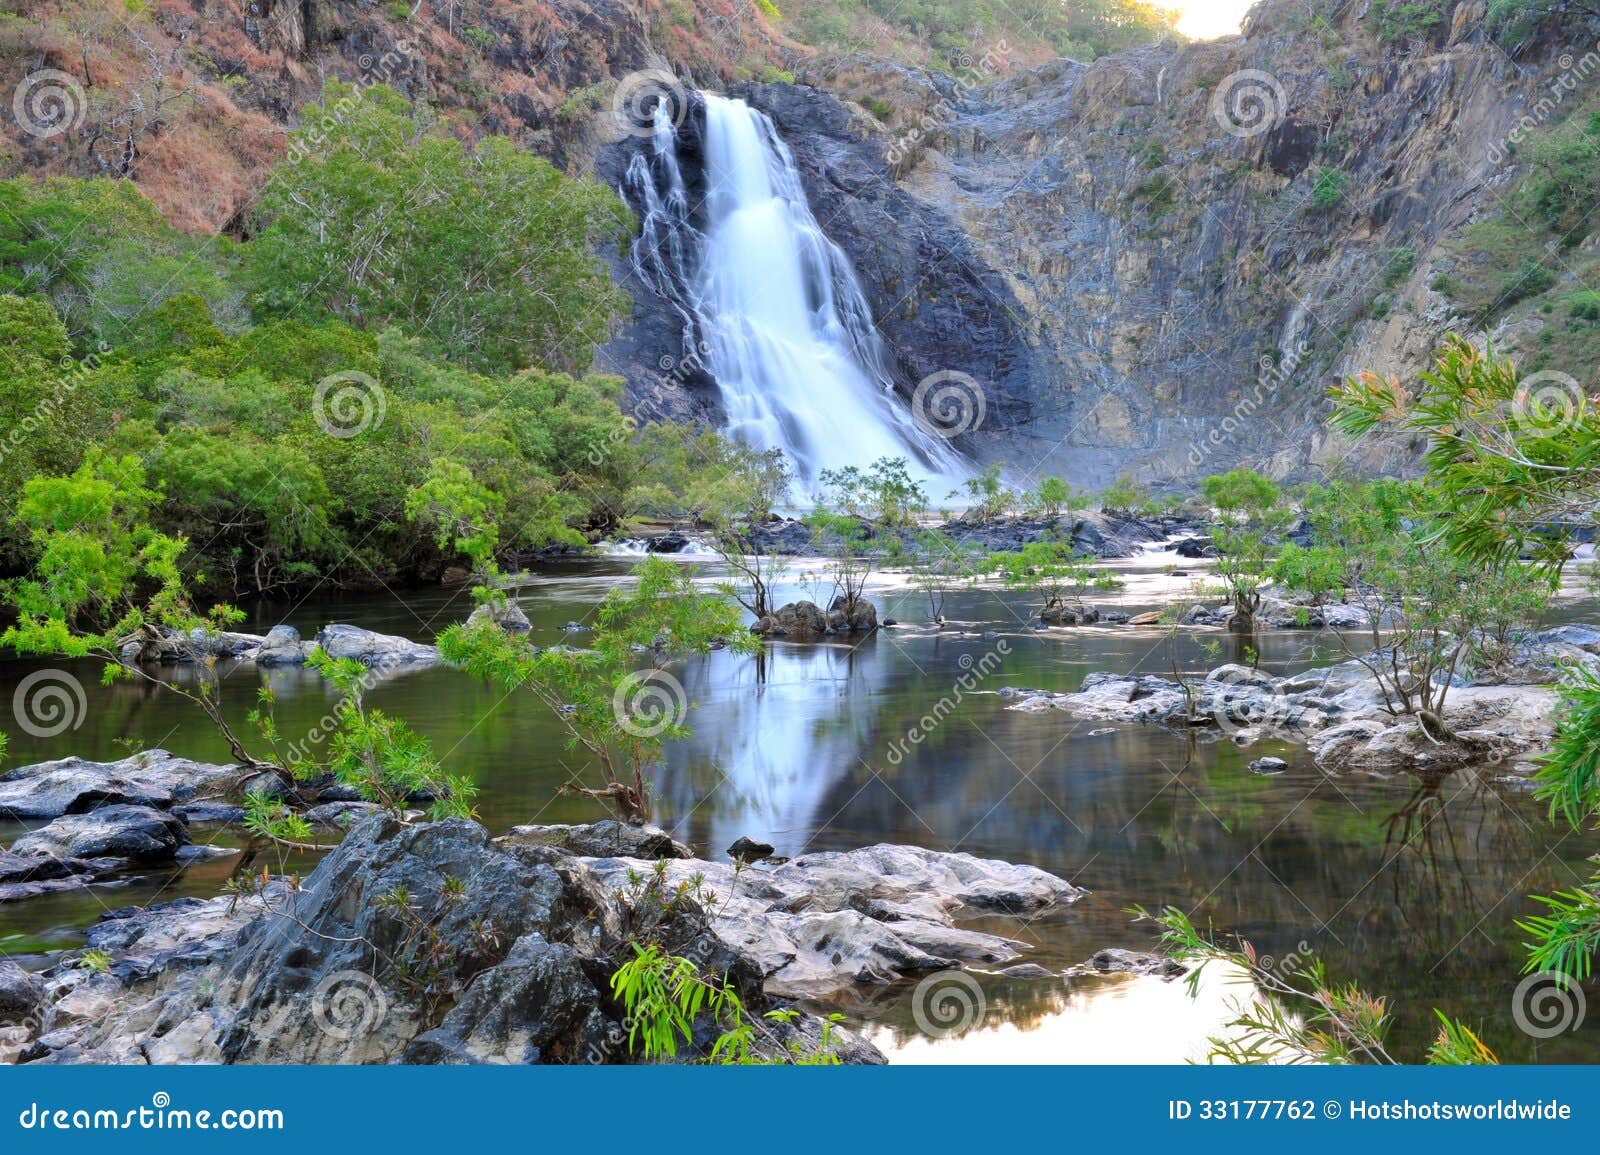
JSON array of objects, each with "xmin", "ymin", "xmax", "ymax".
[{"xmin": 12, "ymin": 818, "xmax": 1079, "ymax": 1065}]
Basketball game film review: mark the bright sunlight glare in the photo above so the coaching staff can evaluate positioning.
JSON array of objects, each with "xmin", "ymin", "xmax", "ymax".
[{"xmin": 1173, "ymin": 0, "xmax": 1255, "ymax": 39}]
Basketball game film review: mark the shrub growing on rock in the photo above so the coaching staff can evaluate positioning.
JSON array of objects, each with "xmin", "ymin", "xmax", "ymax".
[{"xmin": 439, "ymin": 556, "xmax": 758, "ymax": 823}]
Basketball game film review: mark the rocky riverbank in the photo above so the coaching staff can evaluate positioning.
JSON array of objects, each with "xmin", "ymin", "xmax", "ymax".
[
  {"xmin": 1001, "ymin": 627, "xmax": 1598, "ymax": 775},
  {"xmin": 0, "ymin": 808, "xmax": 1082, "ymax": 1065}
]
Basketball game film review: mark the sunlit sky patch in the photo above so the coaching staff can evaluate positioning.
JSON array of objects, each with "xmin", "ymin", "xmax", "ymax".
[{"xmin": 1173, "ymin": 0, "xmax": 1256, "ymax": 39}]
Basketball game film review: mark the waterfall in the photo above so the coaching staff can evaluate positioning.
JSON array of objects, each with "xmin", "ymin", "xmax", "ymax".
[{"xmin": 626, "ymin": 93, "xmax": 968, "ymax": 496}]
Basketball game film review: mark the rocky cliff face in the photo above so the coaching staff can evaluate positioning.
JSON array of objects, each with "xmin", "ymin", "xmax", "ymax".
[{"xmin": 601, "ymin": 0, "xmax": 1596, "ymax": 488}]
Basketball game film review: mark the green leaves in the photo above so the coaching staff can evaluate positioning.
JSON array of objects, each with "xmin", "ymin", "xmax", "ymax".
[
  {"xmin": 1141, "ymin": 905, "xmax": 1495, "ymax": 1066},
  {"xmin": 979, "ymin": 537, "xmax": 1122, "ymax": 616},
  {"xmin": 1332, "ymin": 337, "xmax": 1595, "ymax": 576},
  {"xmin": 439, "ymin": 557, "xmax": 755, "ymax": 822},
  {"xmin": 250, "ymin": 82, "xmax": 630, "ymax": 376}
]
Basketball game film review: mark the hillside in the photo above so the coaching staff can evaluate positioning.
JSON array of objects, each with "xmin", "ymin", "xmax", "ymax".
[{"xmin": 2, "ymin": 0, "xmax": 1597, "ymax": 490}]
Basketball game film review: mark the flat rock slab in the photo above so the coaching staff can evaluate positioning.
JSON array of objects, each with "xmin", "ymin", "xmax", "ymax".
[
  {"xmin": 0, "ymin": 750, "xmax": 245, "ymax": 820},
  {"xmin": 0, "ymin": 850, "xmax": 130, "ymax": 903},
  {"xmin": 314, "ymin": 624, "xmax": 440, "ymax": 666},
  {"xmin": 495, "ymin": 820, "xmax": 692, "ymax": 860},
  {"xmin": 1003, "ymin": 655, "xmax": 1562, "ymax": 775}
]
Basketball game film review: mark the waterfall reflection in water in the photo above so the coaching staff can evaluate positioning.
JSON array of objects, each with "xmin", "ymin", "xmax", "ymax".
[{"xmin": 1, "ymin": 561, "xmax": 1596, "ymax": 1061}]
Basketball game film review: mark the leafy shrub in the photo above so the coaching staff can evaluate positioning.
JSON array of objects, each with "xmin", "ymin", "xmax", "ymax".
[
  {"xmin": 1311, "ymin": 166, "xmax": 1349, "ymax": 209},
  {"xmin": 1570, "ymin": 291, "xmax": 1600, "ymax": 322}
]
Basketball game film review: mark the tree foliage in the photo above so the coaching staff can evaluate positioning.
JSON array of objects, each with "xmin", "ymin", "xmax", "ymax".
[
  {"xmin": 249, "ymin": 83, "xmax": 631, "ymax": 375},
  {"xmin": 438, "ymin": 556, "xmax": 758, "ymax": 823}
]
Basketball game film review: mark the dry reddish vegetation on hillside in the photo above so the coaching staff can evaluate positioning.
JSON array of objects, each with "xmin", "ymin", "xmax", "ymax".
[{"xmin": 0, "ymin": 0, "xmax": 782, "ymax": 232}]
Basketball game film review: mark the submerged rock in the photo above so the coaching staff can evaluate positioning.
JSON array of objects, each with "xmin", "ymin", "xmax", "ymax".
[
  {"xmin": 0, "ymin": 850, "xmax": 129, "ymax": 904},
  {"xmin": 1079, "ymin": 948, "xmax": 1187, "ymax": 980}
]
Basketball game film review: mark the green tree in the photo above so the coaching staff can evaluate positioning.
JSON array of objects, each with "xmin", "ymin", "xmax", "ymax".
[
  {"xmin": 979, "ymin": 538, "xmax": 1122, "ymax": 623},
  {"xmin": 1272, "ymin": 480, "xmax": 1547, "ymax": 738},
  {"xmin": 438, "ymin": 556, "xmax": 758, "ymax": 822},
  {"xmin": 1331, "ymin": 336, "xmax": 1593, "ymax": 573},
  {"xmin": 1333, "ymin": 339, "xmax": 1600, "ymax": 980},
  {"xmin": 953, "ymin": 463, "xmax": 1013, "ymax": 522},
  {"xmin": 1200, "ymin": 468, "xmax": 1289, "ymax": 634},
  {"xmin": 688, "ymin": 439, "xmax": 793, "ymax": 621},
  {"xmin": 816, "ymin": 456, "xmax": 927, "ymax": 528},
  {"xmin": 1, "ymin": 453, "xmax": 474, "ymax": 841},
  {"xmin": 1026, "ymin": 475, "xmax": 1073, "ymax": 519},
  {"xmin": 249, "ymin": 83, "xmax": 630, "ymax": 374},
  {"xmin": 904, "ymin": 527, "xmax": 975, "ymax": 625},
  {"xmin": 0, "ymin": 178, "xmax": 239, "ymax": 348}
]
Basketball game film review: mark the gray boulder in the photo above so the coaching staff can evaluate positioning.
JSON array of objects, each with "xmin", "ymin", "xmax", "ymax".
[
  {"xmin": 0, "ymin": 961, "xmax": 43, "ymax": 1021},
  {"xmin": 0, "ymin": 750, "xmax": 246, "ymax": 820},
  {"xmin": 313, "ymin": 624, "xmax": 440, "ymax": 666},
  {"xmin": 10, "ymin": 804, "xmax": 191, "ymax": 863},
  {"xmin": 756, "ymin": 600, "xmax": 828, "ymax": 638},
  {"xmin": 466, "ymin": 601, "xmax": 532, "ymax": 633},
  {"xmin": 496, "ymin": 820, "xmax": 692, "ymax": 860},
  {"xmin": 827, "ymin": 596, "xmax": 879, "ymax": 634},
  {"xmin": 256, "ymin": 624, "xmax": 310, "ymax": 666}
]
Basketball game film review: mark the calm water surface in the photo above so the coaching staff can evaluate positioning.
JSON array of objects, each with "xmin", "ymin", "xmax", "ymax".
[{"xmin": 2, "ymin": 549, "xmax": 1596, "ymax": 1063}]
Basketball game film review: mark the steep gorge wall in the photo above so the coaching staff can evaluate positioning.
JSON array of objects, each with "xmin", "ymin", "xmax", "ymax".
[{"xmin": 776, "ymin": 0, "xmax": 1599, "ymax": 488}]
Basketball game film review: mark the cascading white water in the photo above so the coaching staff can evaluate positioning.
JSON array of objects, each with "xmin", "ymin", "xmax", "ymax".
[{"xmin": 626, "ymin": 94, "xmax": 967, "ymax": 496}]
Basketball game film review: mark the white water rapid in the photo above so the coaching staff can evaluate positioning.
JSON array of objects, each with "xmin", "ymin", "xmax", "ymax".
[{"xmin": 625, "ymin": 93, "xmax": 968, "ymax": 497}]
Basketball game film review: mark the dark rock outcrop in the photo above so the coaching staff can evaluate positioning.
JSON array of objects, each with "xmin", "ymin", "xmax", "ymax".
[
  {"xmin": 10, "ymin": 805, "xmax": 191, "ymax": 863},
  {"xmin": 13, "ymin": 818, "xmax": 1080, "ymax": 1065}
]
